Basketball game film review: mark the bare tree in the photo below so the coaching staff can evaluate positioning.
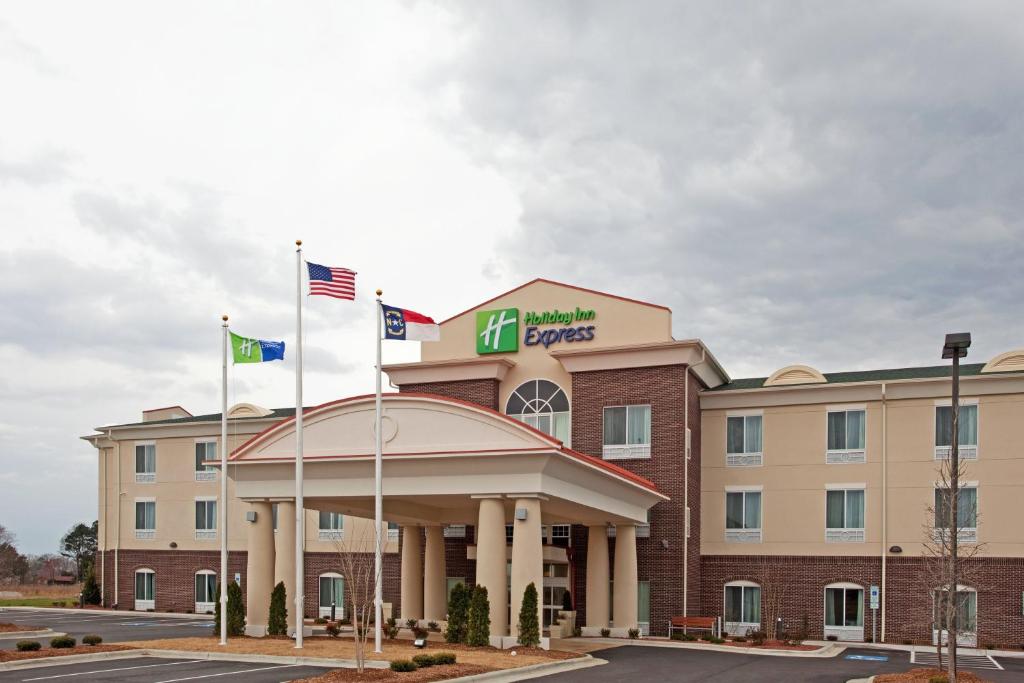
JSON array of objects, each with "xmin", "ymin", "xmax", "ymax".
[
  {"xmin": 753, "ymin": 561, "xmax": 787, "ymax": 641},
  {"xmin": 333, "ymin": 523, "xmax": 386, "ymax": 673}
]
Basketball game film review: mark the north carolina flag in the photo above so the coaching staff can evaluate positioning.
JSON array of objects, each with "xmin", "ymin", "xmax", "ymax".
[{"xmin": 381, "ymin": 304, "xmax": 440, "ymax": 342}]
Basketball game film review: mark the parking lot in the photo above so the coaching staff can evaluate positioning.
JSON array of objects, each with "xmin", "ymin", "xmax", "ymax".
[
  {"xmin": 0, "ymin": 609, "xmax": 214, "ymax": 650},
  {"xmin": 0, "ymin": 657, "xmax": 331, "ymax": 682}
]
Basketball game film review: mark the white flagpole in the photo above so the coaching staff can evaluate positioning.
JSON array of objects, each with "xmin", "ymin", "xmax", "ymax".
[
  {"xmin": 374, "ymin": 289, "xmax": 383, "ymax": 653},
  {"xmin": 294, "ymin": 240, "xmax": 305, "ymax": 649},
  {"xmin": 219, "ymin": 315, "xmax": 229, "ymax": 646}
]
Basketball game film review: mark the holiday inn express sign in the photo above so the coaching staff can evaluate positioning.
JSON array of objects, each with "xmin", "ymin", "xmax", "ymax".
[{"xmin": 476, "ymin": 306, "xmax": 597, "ymax": 354}]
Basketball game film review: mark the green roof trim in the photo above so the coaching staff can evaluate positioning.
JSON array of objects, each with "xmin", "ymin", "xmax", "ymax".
[{"xmin": 708, "ymin": 362, "xmax": 1021, "ymax": 392}]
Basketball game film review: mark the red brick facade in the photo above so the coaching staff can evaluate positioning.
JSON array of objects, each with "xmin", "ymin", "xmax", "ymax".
[{"xmin": 398, "ymin": 379, "xmax": 500, "ymax": 410}]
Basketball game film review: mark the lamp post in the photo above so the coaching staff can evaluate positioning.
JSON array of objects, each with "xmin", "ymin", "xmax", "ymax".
[{"xmin": 941, "ymin": 332, "xmax": 970, "ymax": 682}]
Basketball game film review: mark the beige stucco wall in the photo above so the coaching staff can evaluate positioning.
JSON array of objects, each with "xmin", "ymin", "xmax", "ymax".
[{"xmin": 701, "ymin": 389, "xmax": 1024, "ymax": 557}]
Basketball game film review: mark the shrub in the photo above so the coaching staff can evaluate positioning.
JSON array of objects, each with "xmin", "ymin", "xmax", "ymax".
[
  {"xmin": 928, "ymin": 676, "xmax": 949, "ymax": 683},
  {"xmin": 600, "ymin": 628, "xmax": 610, "ymax": 637},
  {"xmin": 671, "ymin": 632, "xmax": 698, "ymax": 641},
  {"xmin": 325, "ymin": 622, "xmax": 341, "ymax": 638},
  {"xmin": 82, "ymin": 634, "xmax": 103, "ymax": 646},
  {"xmin": 427, "ymin": 620, "xmax": 439, "ymax": 632},
  {"xmin": 226, "ymin": 582, "xmax": 245, "ymax": 636},
  {"xmin": 826, "ymin": 634, "xmax": 838, "ymax": 642},
  {"xmin": 412, "ymin": 654, "xmax": 434, "ymax": 668},
  {"xmin": 445, "ymin": 583, "xmax": 470, "ymax": 644},
  {"xmin": 386, "ymin": 617, "xmax": 398, "ymax": 628},
  {"xmin": 984, "ymin": 643, "xmax": 995, "ymax": 650},
  {"xmin": 466, "ymin": 585, "xmax": 491, "ymax": 647},
  {"xmin": 628, "ymin": 628, "xmax": 640, "ymax": 639},
  {"xmin": 82, "ymin": 570, "xmax": 102, "ymax": 606},
  {"xmin": 50, "ymin": 636, "xmax": 76, "ymax": 649},
  {"xmin": 516, "ymin": 583, "xmax": 541, "ymax": 648},
  {"xmin": 386, "ymin": 625, "xmax": 400, "ymax": 639},
  {"xmin": 747, "ymin": 629, "xmax": 766, "ymax": 645},
  {"xmin": 390, "ymin": 660, "xmax": 418, "ymax": 672},
  {"xmin": 708, "ymin": 636, "xmax": 725, "ymax": 644},
  {"xmin": 405, "ymin": 618, "xmax": 418, "ymax": 630},
  {"xmin": 268, "ymin": 581, "xmax": 288, "ymax": 636},
  {"xmin": 51, "ymin": 601, "xmax": 65, "ymax": 607},
  {"xmin": 16, "ymin": 641, "xmax": 41, "ymax": 652},
  {"xmin": 431, "ymin": 652, "xmax": 456, "ymax": 665},
  {"xmin": 314, "ymin": 617, "xmax": 328, "ymax": 625},
  {"xmin": 572, "ymin": 625, "xmax": 582, "ymax": 638},
  {"xmin": 412, "ymin": 626, "xmax": 428, "ymax": 639},
  {"xmin": 902, "ymin": 639, "xmax": 913, "ymax": 645},
  {"xmin": 732, "ymin": 636, "xmax": 747, "ymax": 643}
]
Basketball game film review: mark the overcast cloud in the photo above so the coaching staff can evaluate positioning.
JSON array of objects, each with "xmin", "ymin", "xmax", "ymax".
[{"xmin": 1, "ymin": 1, "xmax": 1021, "ymax": 553}]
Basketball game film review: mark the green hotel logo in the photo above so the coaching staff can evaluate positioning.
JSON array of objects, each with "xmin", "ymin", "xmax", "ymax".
[{"xmin": 476, "ymin": 308, "xmax": 519, "ymax": 354}]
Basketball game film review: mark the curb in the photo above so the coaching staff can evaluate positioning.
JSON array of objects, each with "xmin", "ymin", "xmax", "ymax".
[
  {"xmin": 569, "ymin": 637, "xmax": 842, "ymax": 658},
  {"xmin": 805, "ymin": 639, "xmax": 1024, "ymax": 660},
  {"xmin": 0, "ymin": 630, "xmax": 61, "ymax": 640},
  {"xmin": 0, "ymin": 650, "xmax": 146, "ymax": 672},
  {"xmin": 446, "ymin": 654, "xmax": 603, "ymax": 682},
  {"xmin": 0, "ymin": 607, "xmax": 214, "ymax": 621},
  {"xmin": 846, "ymin": 678, "xmax": 875, "ymax": 683},
  {"xmin": 138, "ymin": 648, "xmax": 389, "ymax": 669}
]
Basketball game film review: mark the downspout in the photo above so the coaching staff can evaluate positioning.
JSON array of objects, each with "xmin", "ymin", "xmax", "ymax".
[{"xmin": 880, "ymin": 383, "xmax": 887, "ymax": 642}]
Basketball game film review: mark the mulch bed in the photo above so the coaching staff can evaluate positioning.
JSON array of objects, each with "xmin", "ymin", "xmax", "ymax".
[
  {"xmin": 0, "ymin": 623, "xmax": 40, "ymax": 633},
  {"xmin": 0, "ymin": 645, "xmax": 134, "ymax": 662},
  {"xmin": 405, "ymin": 641, "xmax": 579, "ymax": 660},
  {"xmin": 875, "ymin": 668, "xmax": 991, "ymax": 682},
  {"xmin": 716, "ymin": 639, "xmax": 819, "ymax": 651},
  {"xmin": 293, "ymin": 664, "xmax": 493, "ymax": 682}
]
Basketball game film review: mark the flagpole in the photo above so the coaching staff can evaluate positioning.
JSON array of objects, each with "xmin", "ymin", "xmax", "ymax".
[
  {"xmin": 374, "ymin": 289, "xmax": 383, "ymax": 654},
  {"xmin": 219, "ymin": 314, "xmax": 228, "ymax": 646},
  {"xmin": 294, "ymin": 240, "xmax": 305, "ymax": 649}
]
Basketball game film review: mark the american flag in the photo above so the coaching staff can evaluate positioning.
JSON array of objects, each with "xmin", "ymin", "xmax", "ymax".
[{"xmin": 307, "ymin": 262, "xmax": 356, "ymax": 300}]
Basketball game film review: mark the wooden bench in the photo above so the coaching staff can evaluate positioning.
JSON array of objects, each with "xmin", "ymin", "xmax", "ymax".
[{"xmin": 668, "ymin": 616, "xmax": 720, "ymax": 638}]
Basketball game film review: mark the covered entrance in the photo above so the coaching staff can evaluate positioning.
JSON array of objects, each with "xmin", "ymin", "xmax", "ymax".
[{"xmin": 226, "ymin": 393, "xmax": 666, "ymax": 646}]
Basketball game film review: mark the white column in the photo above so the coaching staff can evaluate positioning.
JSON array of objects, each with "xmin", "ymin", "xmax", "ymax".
[
  {"xmin": 475, "ymin": 497, "xmax": 508, "ymax": 638},
  {"xmin": 245, "ymin": 501, "xmax": 276, "ymax": 636},
  {"xmin": 274, "ymin": 501, "xmax": 296, "ymax": 633},
  {"xmin": 423, "ymin": 526, "xmax": 447, "ymax": 621},
  {"xmin": 585, "ymin": 526, "xmax": 610, "ymax": 628},
  {"xmin": 612, "ymin": 524, "xmax": 638, "ymax": 631},
  {"xmin": 400, "ymin": 526, "xmax": 423, "ymax": 621},
  {"xmin": 510, "ymin": 497, "xmax": 543, "ymax": 643}
]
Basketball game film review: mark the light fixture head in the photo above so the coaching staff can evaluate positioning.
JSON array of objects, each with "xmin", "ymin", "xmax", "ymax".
[
  {"xmin": 889, "ymin": 545, "xmax": 903, "ymax": 554},
  {"xmin": 942, "ymin": 332, "xmax": 971, "ymax": 359}
]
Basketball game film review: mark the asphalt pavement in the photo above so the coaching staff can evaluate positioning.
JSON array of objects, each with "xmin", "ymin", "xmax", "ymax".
[
  {"xmin": 0, "ymin": 609, "xmax": 214, "ymax": 650},
  {"xmin": 0, "ymin": 657, "xmax": 330, "ymax": 682}
]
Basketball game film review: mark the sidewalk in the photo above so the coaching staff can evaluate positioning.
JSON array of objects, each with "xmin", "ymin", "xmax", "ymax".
[
  {"xmin": 554, "ymin": 636, "xmax": 843, "ymax": 658},
  {"xmin": 803, "ymin": 639, "xmax": 1024, "ymax": 660}
]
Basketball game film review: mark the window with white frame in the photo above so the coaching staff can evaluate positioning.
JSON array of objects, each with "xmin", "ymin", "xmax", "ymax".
[
  {"xmin": 602, "ymin": 405, "xmax": 651, "ymax": 459},
  {"xmin": 826, "ymin": 487, "xmax": 865, "ymax": 543},
  {"xmin": 135, "ymin": 500, "xmax": 156, "ymax": 539},
  {"xmin": 195, "ymin": 571, "xmax": 216, "ymax": 613},
  {"xmin": 195, "ymin": 441, "xmax": 217, "ymax": 481},
  {"xmin": 505, "ymin": 523, "xmax": 514, "ymax": 543},
  {"xmin": 387, "ymin": 521, "xmax": 399, "ymax": 539},
  {"xmin": 195, "ymin": 498, "xmax": 217, "ymax": 540},
  {"xmin": 318, "ymin": 573, "xmax": 345, "ymax": 619},
  {"xmin": 506, "ymin": 380, "xmax": 571, "ymax": 444},
  {"xmin": 825, "ymin": 583, "xmax": 864, "ymax": 639},
  {"xmin": 636, "ymin": 509, "xmax": 652, "ymax": 538},
  {"xmin": 318, "ymin": 511, "xmax": 344, "ymax": 540},
  {"xmin": 724, "ymin": 581, "xmax": 761, "ymax": 635},
  {"xmin": 725, "ymin": 489, "xmax": 762, "ymax": 543},
  {"xmin": 726, "ymin": 414, "xmax": 762, "ymax": 466},
  {"xmin": 935, "ymin": 403, "xmax": 978, "ymax": 459},
  {"xmin": 551, "ymin": 524, "xmax": 570, "ymax": 545},
  {"xmin": 134, "ymin": 569, "xmax": 155, "ymax": 610},
  {"xmin": 827, "ymin": 408, "xmax": 866, "ymax": 463},
  {"xmin": 135, "ymin": 442, "xmax": 156, "ymax": 483},
  {"xmin": 934, "ymin": 485, "xmax": 978, "ymax": 542},
  {"xmin": 444, "ymin": 524, "xmax": 466, "ymax": 538},
  {"xmin": 933, "ymin": 586, "xmax": 978, "ymax": 647}
]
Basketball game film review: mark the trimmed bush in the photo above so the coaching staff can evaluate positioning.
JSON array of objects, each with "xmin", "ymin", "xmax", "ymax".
[
  {"xmin": 747, "ymin": 629, "xmax": 766, "ymax": 645},
  {"xmin": 16, "ymin": 641, "xmax": 41, "ymax": 652},
  {"xmin": 314, "ymin": 617, "xmax": 328, "ymax": 625},
  {"xmin": 427, "ymin": 620, "xmax": 440, "ymax": 632},
  {"xmin": 412, "ymin": 626, "xmax": 428, "ymax": 639},
  {"xmin": 325, "ymin": 622, "xmax": 341, "ymax": 637},
  {"xmin": 50, "ymin": 636, "xmax": 76, "ymax": 649},
  {"xmin": 928, "ymin": 676, "xmax": 949, "ymax": 683},
  {"xmin": 572, "ymin": 625, "xmax": 582, "ymax": 638},
  {"xmin": 412, "ymin": 654, "xmax": 434, "ymax": 668},
  {"xmin": 732, "ymin": 636, "xmax": 747, "ymax": 643},
  {"xmin": 386, "ymin": 617, "xmax": 398, "ymax": 628},
  {"xmin": 600, "ymin": 628, "xmax": 610, "ymax": 637},
  {"xmin": 708, "ymin": 636, "xmax": 725, "ymax": 644},
  {"xmin": 82, "ymin": 570, "xmax": 102, "ymax": 605},
  {"xmin": 466, "ymin": 585, "xmax": 491, "ymax": 646},
  {"xmin": 516, "ymin": 582, "xmax": 541, "ymax": 648},
  {"xmin": 445, "ymin": 582, "xmax": 469, "ymax": 644},
  {"xmin": 405, "ymin": 618, "xmax": 418, "ymax": 630},
  {"xmin": 628, "ymin": 628, "xmax": 640, "ymax": 639},
  {"xmin": 214, "ymin": 582, "xmax": 246, "ymax": 638},
  {"xmin": 390, "ymin": 659, "xmax": 418, "ymax": 672},
  {"xmin": 267, "ymin": 581, "xmax": 288, "ymax": 636},
  {"xmin": 82, "ymin": 634, "xmax": 103, "ymax": 646},
  {"xmin": 386, "ymin": 625, "xmax": 400, "ymax": 639},
  {"xmin": 431, "ymin": 652, "xmax": 457, "ymax": 665},
  {"xmin": 826, "ymin": 634, "xmax": 838, "ymax": 642}
]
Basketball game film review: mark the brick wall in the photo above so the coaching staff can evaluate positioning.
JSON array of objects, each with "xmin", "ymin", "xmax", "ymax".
[
  {"xmin": 398, "ymin": 379, "xmax": 500, "ymax": 410},
  {"xmin": 302, "ymin": 551, "xmax": 401, "ymax": 620}
]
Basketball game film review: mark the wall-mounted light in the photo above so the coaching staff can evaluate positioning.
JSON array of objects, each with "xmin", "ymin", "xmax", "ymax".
[
  {"xmin": 515, "ymin": 508, "xmax": 527, "ymax": 521},
  {"xmin": 246, "ymin": 511, "xmax": 257, "ymax": 523},
  {"xmin": 169, "ymin": 541, "xmax": 178, "ymax": 549},
  {"xmin": 889, "ymin": 545, "xmax": 902, "ymax": 554}
]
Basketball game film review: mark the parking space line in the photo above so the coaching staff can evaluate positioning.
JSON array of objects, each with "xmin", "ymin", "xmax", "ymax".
[
  {"xmin": 987, "ymin": 654, "xmax": 1003, "ymax": 670},
  {"xmin": 152, "ymin": 664, "xmax": 298, "ymax": 682},
  {"xmin": 22, "ymin": 660, "xmax": 203, "ymax": 681}
]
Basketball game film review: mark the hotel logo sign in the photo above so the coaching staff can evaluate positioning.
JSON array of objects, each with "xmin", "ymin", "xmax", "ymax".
[{"xmin": 476, "ymin": 308, "xmax": 519, "ymax": 354}]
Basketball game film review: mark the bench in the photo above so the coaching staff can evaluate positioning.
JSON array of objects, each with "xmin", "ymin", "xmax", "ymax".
[{"xmin": 668, "ymin": 616, "xmax": 721, "ymax": 638}]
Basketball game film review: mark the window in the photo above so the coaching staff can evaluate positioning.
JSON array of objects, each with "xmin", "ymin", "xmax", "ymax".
[
  {"xmin": 195, "ymin": 571, "xmax": 216, "ymax": 614},
  {"xmin": 935, "ymin": 404, "xmax": 978, "ymax": 459},
  {"xmin": 135, "ymin": 443, "xmax": 156, "ymax": 483},
  {"xmin": 318, "ymin": 512, "xmax": 344, "ymax": 540},
  {"xmin": 602, "ymin": 405, "xmax": 652, "ymax": 459},
  {"xmin": 724, "ymin": 581, "xmax": 761, "ymax": 635},
  {"xmin": 825, "ymin": 584, "xmax": 864, "ymax": 634},
  {"xmin": 505, "ymin": 524, "xmax": 514, "ymax": 543},
  {"xmin": 506, "ymin": 380, "xmax": 571, "ymax": 444},
  {"xmin": 934, "ymin": 486, "xmax": 978, "ymax": 542},
  {"xmin": 827, "ymin": 409, "xmax": 866, "ymax": 463},
  {"xmin": 135, "ymin": 500, "xmax": 156, "ymax": 539},
  {"xmin": 134, "ymin": 569, "xmax": 155, "ymax": 610},
  {"xmin": 933, "ymin": 587, "xmax": 977, "ymax": 639},
  {"xmin": 551, "ymin": 524, "xmax": 570, "ymax": 546},
  {"xmin": 636, "ymin": 509, "xmax": 652, "ymax": 539},
  {"xmin": 826, "ymin": 488, "xmax": 865, "ymax": 543},
  {"xmin": 318, "ymin": 573, "xmax": 345, "ymax": 618},
  {"xmin": 195, "ymin": 499, "xmax": 217, "ymax": 540},
  {"xmin": 272, "ymin": 503, "xmax": 278, "ymax": 532},
  {"xmin": 638, "ymin": 581, "xmax": 651, "ymax": 636},
  {"xmin": 195, "ymin": 441, "xmax": 217, "ymax": 481},
  {"xmin": 387, "ymin": 521, "xmax": 399, "ymax": 539},
  {"xmin": 726, "ymin": 415, "xmax": 762, "ymax": 466},
  {"xmin": 725, "ymin": 490, "xmax": 761, "ymax": 543}
]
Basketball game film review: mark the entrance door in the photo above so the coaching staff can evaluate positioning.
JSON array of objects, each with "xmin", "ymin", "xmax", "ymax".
[
  {"xmin": 195, "ymin": 571, "xmax": 216, "ymax": 614},
  {"xmin": 542, "ymin": 563, "xmax": 569, "ymax": 629},
  {"xmin": 933, "ymin": 588, "xmax": 977, "ymax": 648},
  {"xmin": 135, "ymin": 569, "xmax": 155, "ymax": 611},
  {"xmin": 319, "ymin": 574, "xmax": 345, "ymax": 620}
]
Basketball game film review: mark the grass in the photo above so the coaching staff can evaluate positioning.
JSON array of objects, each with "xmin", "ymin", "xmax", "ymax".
[
  {"xmin": 0, "ymin": 597, "xmax": 79, "ymax": 608},
  {"xmin": 0, "ymin": 584, "xmax": 82, "ymax": 608}
]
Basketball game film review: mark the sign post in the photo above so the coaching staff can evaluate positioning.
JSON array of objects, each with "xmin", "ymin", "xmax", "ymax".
[{"xmin": 870, "ymin": 585, "xmax": 880, "ymax": 643}]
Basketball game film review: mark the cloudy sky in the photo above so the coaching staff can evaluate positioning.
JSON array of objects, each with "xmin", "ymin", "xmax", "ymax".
[{"xmin": 1, "ymin": 1, "xmax": 1022, "ymax": 554}]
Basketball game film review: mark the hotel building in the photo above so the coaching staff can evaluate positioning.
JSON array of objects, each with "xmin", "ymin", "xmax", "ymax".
[{"xmin": 84, "ymin": 279, "xmax": 1024, "ymax": 647}]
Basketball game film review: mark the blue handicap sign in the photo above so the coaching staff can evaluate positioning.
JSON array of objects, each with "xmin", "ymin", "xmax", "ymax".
[{"xmin": 845, "ymin": 654, "xmax": 889, "ymax": 662}]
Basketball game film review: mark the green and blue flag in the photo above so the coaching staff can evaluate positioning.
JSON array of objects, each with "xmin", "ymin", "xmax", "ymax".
[{"xmin": 230, "ymin": 332, "xmax": 285, "ymax": 364}]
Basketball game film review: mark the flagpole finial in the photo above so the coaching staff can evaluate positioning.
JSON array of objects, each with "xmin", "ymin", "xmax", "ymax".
[
  {"xmin": 375, "ymin": 288, "xmax": 382, "ymax": 297},
  {"xmin": 296, "ymin": 239, "xmax": 302, "ymax": 247},
  {"xmin": 222, "ymin": 314, "xmax": 229, "ymax": 322}
]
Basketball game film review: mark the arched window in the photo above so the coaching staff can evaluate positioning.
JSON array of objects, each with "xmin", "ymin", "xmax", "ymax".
[
  {"xmin": 723, "ymin": 581, "xmax": 761, "ymax": 635},
  {"xmin": 319, "ymin": 572, "xmax": 345, "ymax": 619},
  {"xmin": 505, "ymin": 380, "xmax": 570, "ymax": 443},
  {"xmin": 195, "ymin": 570, "xmax": 216, "ymax": 614},
  {"xmin": 134, "ymin": 568, "xmax": 155, "ymax": 611},
  {"xmin": 824, "ymin": 582, "xmax": 864, "ymax": 641}
]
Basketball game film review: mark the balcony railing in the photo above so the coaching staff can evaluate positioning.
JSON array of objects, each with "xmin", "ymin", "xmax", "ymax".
[
  {"xmin": 826, "ymin": 449, "xmax": 866, "ymax": 464},
  {"xmin": 933, "ymin": 527, "xmax": 977, "ymax": 543},
  {"xmin": 195, "ymin": 470, "xmax": 217, "ymax": 482},
  {"xmin": 726, "ymin": 452, "xmax": 763, "ymax": 467},
  {"xmin": 135, "ymin": 473, "xmax": 156, "ymax": 484},
  {"xmin": 725, "ymin": 529, "xmax": 762, "ymax": 543},
  {"xmin": 602, "ymin": 444, "xmax": 651, "ymax": 460},
  {"xmin": 195, "ymin": 530, "xmax": 217, "ymax": 541},
  {"xmin": 826, "ymin": 528, "xmax": 865, "ymax": 543},
  {"xmin": 318, "ymin": 530, "xmax": 344, "ymax": 541},
  {"xmin": 934, "ymin": 445, "xmax": 977, "ymax": 460},
  {"xmin": 135, "ymin": 529, "xmax": 155, "ymax": 540}
]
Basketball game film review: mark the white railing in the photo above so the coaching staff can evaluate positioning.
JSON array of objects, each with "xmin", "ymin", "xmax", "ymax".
[
  {"xmin": 135, "ymin": 473, "xmax": 156, "ymax": 484},
  {"xmin": 826, "ymin": 449, "xmax": 866, "ymax": 464},
  {"xmin": 387, "ymin": 528, "xmax": 399, "ymax": 540},
  {"xmin": 824, "ymin": 625, "xmax": 864, "ymax": 642},
  {"xmin": 195, "ymin": 530, "xmax": 217, "ymax": 541},
  {"xmin": 195, "ymin": 471, "xmax": 216, "ymax": 482},
  {"xmin": 725, "ymin": 529, "xmax": 762, "ymax": 543},
  {"xmin": 636, "ymin": 524, "xmax": 650, "ymax": 538},
  {"xmin": 135, "ymin": 530, "xmax": 155, "ymax": 540},
  {"xmin": 602, "ymin": 444, "xmax": 651, "ymax": 460},
  {"xmin": 933, "ymin": 527, "xmax": 977, "ymax": 543},
  {"xmin": 318, "ymin": 530, "xmax": 344, "ymax": 541},
  {"xmin": 726, "ymin": 452, "xmax": 763, "ymax": 467},
  {"xmin": 443, "ymin": 525, "xmax": 466, "ymax": 538},
  {"xmin": 934, "ymin": 445, "xmax": 977, "ymax": 460},
  {"xmin": 826, "ymin": 528, "xmax": 865, "ymax": 543}
]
